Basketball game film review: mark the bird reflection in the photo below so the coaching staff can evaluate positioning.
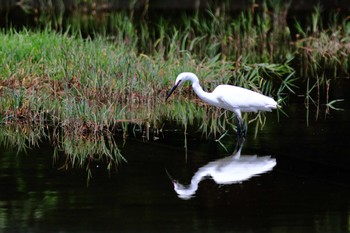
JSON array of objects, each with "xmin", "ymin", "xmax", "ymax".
[{"xmin": 167, "ymin": 137, "xmax": 276, "ymax": 200}]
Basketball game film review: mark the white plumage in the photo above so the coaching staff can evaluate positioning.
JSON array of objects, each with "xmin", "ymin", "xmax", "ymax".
[{"xmin": 166, "ymin": 72, "xmax": 278, "ymax": 135}]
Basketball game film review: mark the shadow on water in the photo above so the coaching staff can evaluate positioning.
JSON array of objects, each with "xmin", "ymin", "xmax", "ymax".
[{"xmin": 0, "ymin": 80, "xmax": 350, "ymax": 232}]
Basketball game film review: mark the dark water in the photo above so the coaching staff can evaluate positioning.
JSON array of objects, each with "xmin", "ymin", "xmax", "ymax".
[{"xmin": 1, "ymin": 85, "xmax": 350, "ymax": 232}]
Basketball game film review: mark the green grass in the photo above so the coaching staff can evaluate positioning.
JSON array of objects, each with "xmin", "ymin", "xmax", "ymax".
[
  {"xmin": 0, "ymin": 28, "xmax": 294, "ymax": 131},
  {"xmin": 3, "ymin": 1, "xmax": 349, "ymax": 178},
  {"xmin": 292, "ymin": 5, "xmax": 350, "ymax": 119},
  {"xmin": 295, "ymin": 6, "xmax": 350, "ymax": 78},
  {"xmin": 0, "ymin": 27, "xmax": 295, "ymax": 179}
]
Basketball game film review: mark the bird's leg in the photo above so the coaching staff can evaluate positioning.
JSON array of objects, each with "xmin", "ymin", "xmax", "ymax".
[
  {"xmin": 241, "ymin": 121, "xmax": 246, "ymax": 137},
  {"xmin": 234, "ymin": 115, "xmax": 246, "ymax": 137},
  {"xmin": 234, "ymin": 115, "xmax": 241, "ymax": 134}
]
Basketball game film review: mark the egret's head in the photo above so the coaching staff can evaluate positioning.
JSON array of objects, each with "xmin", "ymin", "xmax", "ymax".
[{"xmin": 165, "ymin": 72, "xmax": 196, "ymax": 101}]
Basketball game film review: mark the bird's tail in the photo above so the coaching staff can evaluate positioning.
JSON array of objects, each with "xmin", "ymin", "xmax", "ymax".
[{"xmin": 265, "ymin": 97, "xmax": 278, "ymax": 109}]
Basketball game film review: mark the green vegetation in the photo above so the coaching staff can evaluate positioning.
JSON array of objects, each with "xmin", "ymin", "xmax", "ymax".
[
  {"xmin": 1, "ymin": 1, "xmax": 349, "ymax": 178},
  {"xmin": 0, "ymin": 27, "xmax": 294, "ymax": 132}
]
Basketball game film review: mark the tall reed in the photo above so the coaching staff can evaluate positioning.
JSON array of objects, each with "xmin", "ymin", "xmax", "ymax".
[{"xmin": 293, "ymin": 5, "xmax": 350, "ymax": 119}]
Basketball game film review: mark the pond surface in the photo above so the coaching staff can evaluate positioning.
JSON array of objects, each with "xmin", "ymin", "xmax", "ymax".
[{"xmin": 1, "ymin": 83, "xmax": 350, "ymax": 233}]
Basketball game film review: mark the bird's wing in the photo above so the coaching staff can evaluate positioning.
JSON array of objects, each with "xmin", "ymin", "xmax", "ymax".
[
  {"xmin": 214, "ymin": 85, "xmax": 276, "ymax": 112},
  {"xmin": 214, "ymin": 85, "xmax": 251, "ymax": 108}
]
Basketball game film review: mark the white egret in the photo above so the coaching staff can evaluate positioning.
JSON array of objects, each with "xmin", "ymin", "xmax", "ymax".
[{"xmin": 166, "ymin": 72, "xmax": 278, "ymax": 135}]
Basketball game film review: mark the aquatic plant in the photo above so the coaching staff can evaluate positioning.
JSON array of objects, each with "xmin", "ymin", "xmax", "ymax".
[
  {"xmin": 0, "ymin": 24, "xmax": 297, "ymax": 182},
  {"xmin": 9, "ymin": 1, "xmax": 350, "ymax": 176},
  {"xmin": 293, "ymin": 5, "xmax": 350, "ymax": 121},
  {"xmin": 0, "ymin": 27, "xmax": 295, "ymax": 135},
  {"xmin": 295, "ymin": 6, "xmax": 350, "ymax": 79}
]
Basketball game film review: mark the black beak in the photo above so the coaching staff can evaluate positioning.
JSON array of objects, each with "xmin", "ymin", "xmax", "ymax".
[{"xmin": 165, "ymin": 83, "xmax": 180, "ymax": 101}]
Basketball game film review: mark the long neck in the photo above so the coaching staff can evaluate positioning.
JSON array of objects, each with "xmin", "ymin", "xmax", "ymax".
[{"xmin": 191, "ymin": 79, "xmax": 214, "ymax": 105}]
